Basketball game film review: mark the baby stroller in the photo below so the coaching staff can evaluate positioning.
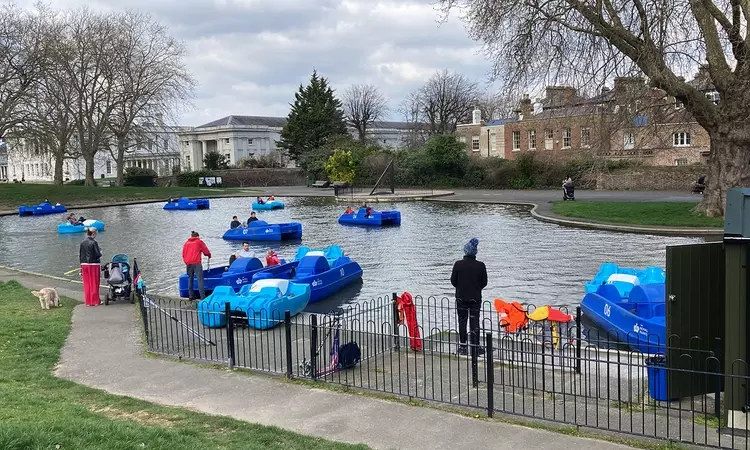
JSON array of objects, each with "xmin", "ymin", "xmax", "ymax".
[
  {"xmin": 692, "ymin": 176, "xmax": 706, "ymax": 194},
  {"xmin": 562, "ymin": 180, "xmax": 575, "ymax": 201},
  {"xmin": 101, "ymin": 254, "xmax": 134, "ymax": 305}
]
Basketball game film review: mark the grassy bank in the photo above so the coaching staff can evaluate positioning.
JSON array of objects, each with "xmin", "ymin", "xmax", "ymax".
[
  {"xmin": 0, "ymin": 183, "xmax": 260, "ymax": 211},
  {"xmin": 0, "ymin": 280, "xmax": 367, "ymax": 450},
  {"xmin": 551, "ymin": 201, "xmax": 724, "ymax": 228}
]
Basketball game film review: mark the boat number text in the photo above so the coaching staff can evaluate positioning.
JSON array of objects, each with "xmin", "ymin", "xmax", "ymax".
[
  {"xmin": 603, "ymin": 304, "xmax": 611, "ymax": 317},
  {"xmin": 340, "ymin": 268, "xmax": 345, "ymax": 277}
]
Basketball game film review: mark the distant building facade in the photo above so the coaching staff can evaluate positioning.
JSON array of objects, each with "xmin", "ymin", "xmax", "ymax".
[
  {"xmin": 177, "ymin": 115, "xmax": 416, "ymax": 171},
  {"xmin": 457, "ymin": 70, "xmax": 713, "ymax": 166}
]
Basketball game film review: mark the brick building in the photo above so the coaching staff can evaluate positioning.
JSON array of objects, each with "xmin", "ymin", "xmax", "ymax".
[
  {"xmin": 458, "ymin": 71, "xmax": 713, "ymax": 166},
  {"xmin": 455, "ymin": 109, "xmax": 515, "ymax": 158}
]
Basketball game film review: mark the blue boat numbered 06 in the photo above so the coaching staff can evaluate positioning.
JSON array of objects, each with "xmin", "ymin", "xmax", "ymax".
[
  {"xmin": 57, "ymin": 219, "xmax": 105, "ymax": 234},
  {"xmin": 580, "ymin": 263, "xmax": 667, "ymax": 354},
  {"xmin": 252, "ymin": 200, "xmax": 285, "ymax": 210},
  {"xmin": 252, "ymin": 252, "xmax": 363, "ymax": 303},
  {"xmin": 338, "ymin": 207, "xmax": 401, "ymax": 226},
  {"xmin": 178, "ymin": 256, "xmax": 272, "ymax": 298},
  {"xmin": 222, "ymin": 220, "xmax": 302, "ymax": 241},
  {"xmin": 19, "ymin": 202, "xmax": 67, "ymax": 216},
  {"xmin": 163, "ymin": 197, "xmax": 210, "ymax": 210},
  {"xmin": 197, "ymin": 279, "xmax": 310, "ymax": 329}
]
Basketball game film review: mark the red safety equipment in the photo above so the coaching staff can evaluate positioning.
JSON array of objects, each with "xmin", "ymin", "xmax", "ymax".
[{"xmin": 397, "ymin": 292, "xmax": 422, "ymax": 351}]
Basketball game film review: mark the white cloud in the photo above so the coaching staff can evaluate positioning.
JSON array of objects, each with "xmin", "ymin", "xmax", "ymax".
[{"xmin": 16, "ymin": 0, "xmax": 498, "ymax": 126}]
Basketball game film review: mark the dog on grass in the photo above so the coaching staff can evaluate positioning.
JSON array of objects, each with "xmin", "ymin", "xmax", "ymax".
[{"xmin": 31, "ymin": 288, "xmax": 60, "ymax": 310}]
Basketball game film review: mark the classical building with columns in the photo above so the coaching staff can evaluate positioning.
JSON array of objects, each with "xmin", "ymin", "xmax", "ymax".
[
  {"xmin": 178, "ymin": 115, "xmax": 415, "ymax": 170},
  {"xmin": 123, "ymin": 125, "xmax": 191, "ymax": 176}
]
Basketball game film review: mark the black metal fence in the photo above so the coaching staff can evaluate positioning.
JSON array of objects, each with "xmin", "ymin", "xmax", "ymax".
[{"xmin": 139, "ymin": 293, "xmax": 750, "ymax": 449}]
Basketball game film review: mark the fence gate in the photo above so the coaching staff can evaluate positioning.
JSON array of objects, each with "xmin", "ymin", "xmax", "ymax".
[{"xmin": 666, "ymin": 241, "xmax": 725, "ymax": 399}]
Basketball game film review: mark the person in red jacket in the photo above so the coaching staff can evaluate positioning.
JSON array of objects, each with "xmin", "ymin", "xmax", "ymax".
[{"xmin": 182, "ymin": 231, "xmax": 212, "ymax": 300}]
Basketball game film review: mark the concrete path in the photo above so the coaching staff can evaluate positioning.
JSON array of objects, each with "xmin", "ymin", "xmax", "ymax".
[{"xmin": 0, "ymin": 267, "xmax": 633, "ymax": 450}]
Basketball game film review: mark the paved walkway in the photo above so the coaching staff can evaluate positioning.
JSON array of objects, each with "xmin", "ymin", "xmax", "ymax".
[{"xmin": 0, "ymin": 266, "xmax": 633, "ymax": 450}]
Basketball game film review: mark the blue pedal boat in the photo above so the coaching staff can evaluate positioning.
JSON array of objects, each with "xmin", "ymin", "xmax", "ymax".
[
  {"xmin": 222, "ymin": 220, "xmax": 302, "ymax": 241},
  {"xmin": 252, "ymin": 253, "xmax": 363, "ymax": 303},
  {"xmin": 19, "ymin": 202, "xmax": 67, "ymax": 216},
  {"xmin": 252, "ymin": 200, "xmax": 285, "ymax": 210},
  {"xmin": 163, "ymin": 197, "xmax": 210, "ymax": 210},
  {"xmin": 292, "ymin": 245, "xmax": 344, "ymax": 263},
  {"xmin": 57, "ymin": 219, "xmax": 105, "ymax": 234},
  {"xmin": 197, "ymin": 280, "xmax": 310, "ymax": 329},
  {"xmin": 178, "ymin": 257, "xmax": 273, "ymax": 298},
  {"xmin": 339, "ymin": 207, "xmax": 401, "ymax": 226},
  {"xmin": 580, "ymin": 263, "xmax": 667, "ymax": 354}
]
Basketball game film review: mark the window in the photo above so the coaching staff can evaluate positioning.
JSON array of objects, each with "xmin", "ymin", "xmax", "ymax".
[
  {"xmin": 528, "ymin": 130, "xmax": 536, "ymax": 150},
  {"xmin": 623, "ymin": 132, "xmax": 635, "ymax": 149},
  {"xmin": 673, "ymin": 132, "xmax": 692, "ymax": 147},
  {"xmin": 185, "ymin": 155, "xmax": 191, "ymax": 170},
  {"xmin": 458, "ymin": 136, "xmax": 466, "ymax": 143},
  {"xmin": 544, "ymin": 129, "xmax": 553, "ymax": 150},
  {"xmin": 225, "ymin": 153, "xmax": 231, "ymax": 162},
  {"xmin": 581, "ymin": 128, "xmax": 591, "ymax": 147},
  {"xmin": 675, "ymin": 99, "xmax": 684, "ymax": 109},
  {"xmin": 675, "ymin": 158, "xmax": 688, "ymax": 166},
  {"xmin": 489, "ymin": 131, "xmax": 497, "ymax": 155},
  {"xmin": 471, "ymin": 136, "xmax": 480, "ymax": 151},
  {"xmin": 106, "ymin": 160, "xmax": 111, "ymax": 175},
  {"xmin": 163, "ymin": 139, "xmax": 168, "ymax": 150},
  {"xmin": 248, "ymin": 138, "xmax": 254, "ymax": 145},
  {"xmin": 562, "ymin": 128, "xmax": 572, "ymax": 148},
  {"xmin": 148, "ymin": 140, "xmax": 153, "ymax": 151},
  {"xmin": 705, "ymin": 91, "xmax": 720, "ymax": 105},
  {"xmin": 512, "ymin": 131, "xmax": 520, "ymax": 150},
  {"xmin": 225, "ymin": 138, "xmax": 230, "ymax": 144}
]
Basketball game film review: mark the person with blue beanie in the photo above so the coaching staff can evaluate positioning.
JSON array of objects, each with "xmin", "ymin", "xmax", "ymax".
[{"xmin": 450, "ymin": 237, "xmax": 488, "ymax": 356}]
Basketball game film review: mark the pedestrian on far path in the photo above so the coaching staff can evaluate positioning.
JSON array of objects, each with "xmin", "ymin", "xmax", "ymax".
[
  {"xmin": 450, "ymin": 238, "xmax": 487, "ymax": 356},
  {"xmin": 182, "ymin": 231, "xmax": 211, "ymax": 301},
  {"xmin": 79, "ymin": 227, "xmax": 102, "ymax": 306}
]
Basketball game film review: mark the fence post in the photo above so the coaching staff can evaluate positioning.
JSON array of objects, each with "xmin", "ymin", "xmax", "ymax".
[
  {"xmin": 575, "ymin": 306, "xmax": 582, "ymax": 374},
  {"xmin": 285, "ymin": 310, "xmax": 293, "ymax": 379},
  {"xmin": 471, "ymin": 336, "xmax": 479, "ymax": 388},
  {"xmin": 309, "ymin": 314, "xmax": 318, "ymax": 381},
  {"xmin": 137, "ymin": 292, "xmax": 149, "ymax": 346},
  {"xmin": 392, "ymin": 292, "xmax": 401, "ymax": 352},
  {"xmin": 224, "ymin": 302, "xmax": 235, "ymax": 369},
  {"xmin": 714, "ymin": 337, "xmax": 722, "ymax": 421},
  {"xmin": 486, "ymin": 332, "xmax": 494, "ymax": 417}
]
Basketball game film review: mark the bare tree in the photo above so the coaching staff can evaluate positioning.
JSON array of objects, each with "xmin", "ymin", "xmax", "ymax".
[
  {"xmin": 342, "ymin": 84, "xmax": 388, "ymax": 144},
  {"xmin": 440, "ymin": 0, "xmax": 750, "ymax": 216},
  {"xmin": 476, "ymin": 91, "xmax": 516, "ymax": 122},
  {"xmin": 106, "ymin": 10, "xmax": 194, "ymax": 186},
  {"xmin": 60, "ymin": 8, "xmax": 121, "ymax": 186},
  {"xmin": 402, "ymin": 69, "xmax": 479, "ymax": 135}
]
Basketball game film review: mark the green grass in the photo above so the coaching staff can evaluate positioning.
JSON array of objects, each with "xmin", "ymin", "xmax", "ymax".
[
  {"xmin": 0, "ymin": 183, "xmax": 259, "ymax": 211},
  {"xmin": 551, "ymin": 201, "xmax": 724, "ymax": 228},
  {"xmin": 0, "ymin": 280, "xmax": 367, "ymax": 450}
]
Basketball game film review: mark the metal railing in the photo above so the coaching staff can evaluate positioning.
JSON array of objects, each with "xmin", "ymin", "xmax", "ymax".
[{"xmin": 139, "ymin": 293, "xmax": 750, "ymax": 449}]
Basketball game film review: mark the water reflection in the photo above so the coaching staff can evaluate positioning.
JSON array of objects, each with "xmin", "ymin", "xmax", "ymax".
[{"xmin": 0, "ymin": 196, "xmax": 702, "ymax": 310}]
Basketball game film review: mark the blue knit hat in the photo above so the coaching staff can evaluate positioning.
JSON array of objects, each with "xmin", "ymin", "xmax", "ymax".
[{"xmin": 463, "ymin": 238, "xmax": 479, "ymax": 256}]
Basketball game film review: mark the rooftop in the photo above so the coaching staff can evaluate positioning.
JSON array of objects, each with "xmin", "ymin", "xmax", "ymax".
[{"xmin": 196, "ymin": 115, "xmax": 415, "ymax": 130}]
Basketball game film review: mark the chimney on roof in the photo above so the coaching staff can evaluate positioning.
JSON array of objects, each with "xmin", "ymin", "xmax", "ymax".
[
  {"xmin": 472, "ymin": 107, "xmax": 481, "ymax": 125},
  {"xmin": 614, "ymin": 77, "xmax": 645, "ymax": 103},
  {"xmin": 519, "ymin": 94, "xmax": 532, "ymax": 119},
  {"xmin": 601, "ymin": 86, "xmax": 611, "ymax": 95},
  {"xmin": 544, "ymin": 86, "xmax": 576, "ymax": 108}
]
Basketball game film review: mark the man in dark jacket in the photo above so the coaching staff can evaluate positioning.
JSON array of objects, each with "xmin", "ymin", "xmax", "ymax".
[
  {"xmin": 230, "ymin": 216, "xmax": 241, "ymax": 229},
  {"xmin": 79, "ymin": 228, "xmax": 103, "ymax": 306},
  {"xmin": 450, "ymin": 238, "xmax": 487, "ymax": 356}
]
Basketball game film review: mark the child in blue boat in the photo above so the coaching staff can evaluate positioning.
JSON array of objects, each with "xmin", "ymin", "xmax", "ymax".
[
  {"xmin": 67, "ymin": 213, "xmax": 85, "ymax": 225},
  {"xmin": 344, "ymin": 206, "xmax": 354, "ymax": 214},
  {"xmin": 256, "ymin": 196, "xmax": 265, "ymax": 205}
]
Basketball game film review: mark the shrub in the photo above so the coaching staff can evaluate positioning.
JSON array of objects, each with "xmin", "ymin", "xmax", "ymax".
[
  {"xmin": 176, "ymin": 170, "xmax": 214, "ymax": 187},
  {"xmin": 237, "ymin": 155, "xmax": 283, "ymax": 169},
  {"xmin": 66, "ymin": 179, "xmax": 97, "ymax": 186},
  {"xmin": 203, "ymin": 151, "xmax": 229, "ymax": 170},
  {"xmin": 123, "ymin": 167, "xmax": 157, "ymax": 187},
  {"xmin": 324, "ymin": 149, "xmax": 356, "ymax": 184}
]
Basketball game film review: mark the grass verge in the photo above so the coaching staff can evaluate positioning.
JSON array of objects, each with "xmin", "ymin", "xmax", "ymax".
[
  {"xmin": 0, "ymin": 183, "xmax": 260, "ymax": 211},
  {"xmin": 0, "ymin": 280, "xmax": 367, "ymax": 450},
  {"xmin": 551, "ymin": 201, "xmax": 723, "ymax": 228}
]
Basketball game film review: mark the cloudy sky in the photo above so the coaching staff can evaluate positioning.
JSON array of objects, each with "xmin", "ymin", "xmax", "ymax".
[{"xmin": 20, "ymin": 0, "xmax": 499, "ymax": 127}]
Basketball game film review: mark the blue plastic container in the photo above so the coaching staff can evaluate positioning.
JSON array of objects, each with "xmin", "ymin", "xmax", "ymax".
[{"xmin": 646, "ymin": 357, "xmax": 676, "ymax": 401}]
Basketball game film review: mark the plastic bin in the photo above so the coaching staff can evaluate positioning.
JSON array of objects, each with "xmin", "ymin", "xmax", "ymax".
[{"xmin": 646, "ymin": 356, "xmax": 677, "ymax": 401}]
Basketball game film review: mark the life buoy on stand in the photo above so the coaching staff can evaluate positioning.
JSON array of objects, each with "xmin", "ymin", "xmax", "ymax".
[{"xmin": 397, "ymin": 292, "xmax": 422, "ymax": 351}]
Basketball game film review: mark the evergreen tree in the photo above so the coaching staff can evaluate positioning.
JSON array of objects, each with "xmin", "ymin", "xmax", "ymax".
[{"xmin": 279, "ymin": 71, "xmax": 347, "ymax": 170}]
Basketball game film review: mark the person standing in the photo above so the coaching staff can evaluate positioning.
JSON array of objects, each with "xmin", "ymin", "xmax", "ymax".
[
  {"xmin": 79, "ymin": 228, "xmax": 103, "ymax": 306},
  {"xmin": 450, "ymin": 238, "xmax": 487, "ymax": 356},
  {"xmin": 182, "ymin": 231, "xmax": 211, "ymax": 301}
]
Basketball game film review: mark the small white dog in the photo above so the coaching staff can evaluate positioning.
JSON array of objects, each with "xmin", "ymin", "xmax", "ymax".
[{"xmin": 31, "ymin": 288, "xmax": 61, "ymax": 310}]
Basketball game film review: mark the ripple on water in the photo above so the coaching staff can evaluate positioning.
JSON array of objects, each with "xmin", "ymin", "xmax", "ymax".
[{"xmin": 0, "ymin": 196, "xmax": 702, "ymax": 311}]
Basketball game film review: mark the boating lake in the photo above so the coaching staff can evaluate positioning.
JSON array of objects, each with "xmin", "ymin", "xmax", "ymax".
[{"xmin": 0, "ymin": 196, "xmax": 702, "ymax": 312}]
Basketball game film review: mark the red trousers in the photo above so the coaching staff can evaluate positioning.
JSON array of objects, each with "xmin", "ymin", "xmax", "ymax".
[{"xmin": 81, "ymin": 263, "xmax": 101, "ymax": 306}]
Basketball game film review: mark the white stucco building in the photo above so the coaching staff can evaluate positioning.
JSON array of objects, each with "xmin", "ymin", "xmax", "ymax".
[{"xmin": 177, "ymin": 115, "xmax": 415, "ymax": 171}]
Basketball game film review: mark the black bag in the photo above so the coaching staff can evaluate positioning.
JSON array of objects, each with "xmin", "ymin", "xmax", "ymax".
[{"xmin": 337, "ymin": 342, "xmax": 361, "ymax": 369}]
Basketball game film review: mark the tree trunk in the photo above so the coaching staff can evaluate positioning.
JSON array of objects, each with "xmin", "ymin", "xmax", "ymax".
[
  {"xmin": 84, "ymin": 153, "xmax": 95, "ymax": 186},
  {"xmin": 699, "ymin": 124, "xmax": 750, "ymax": 217},
  {"xmin": 115, "ymin": 137, "xmax": 126, "ymax": 187},
  {"xmin": 358, "ymin": 127, "xmax": 366, "ymax": 144},
  {"xmin": 53, "ymin": 150, "xmax": 64, "ymax": 185}
]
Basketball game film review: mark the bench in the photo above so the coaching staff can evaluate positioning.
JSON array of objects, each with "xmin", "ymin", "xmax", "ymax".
[
  {"xmin": 331, "ymin": 181, "xmax": 348, "ymax": 188},
  {"xmin": 312, "ymin": 180, "xmax": 330, "ymax": 188}
]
